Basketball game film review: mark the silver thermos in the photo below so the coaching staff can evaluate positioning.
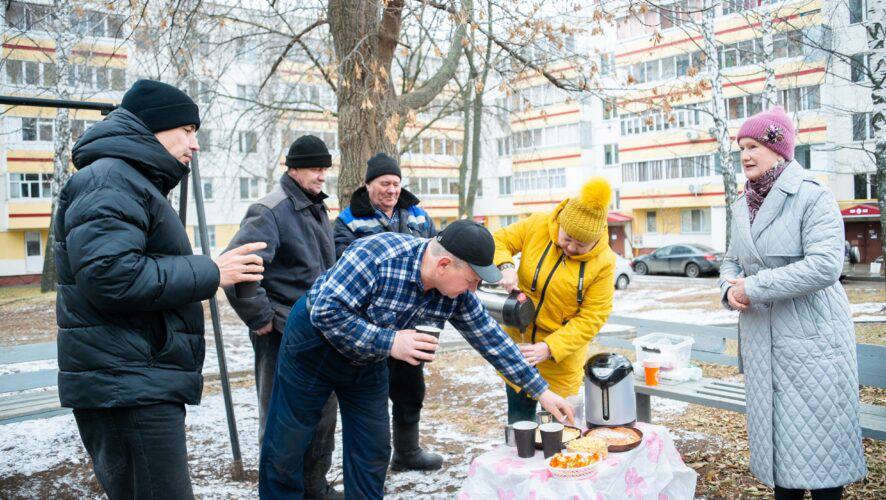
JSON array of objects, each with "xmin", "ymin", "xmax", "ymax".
[
  {"xmin": 475, "ymin": 287, "xmax": 536, "ymax": 331},
  {"xmin": 583, "ymin": 353, "xmax": 637, "ymax": 427}
]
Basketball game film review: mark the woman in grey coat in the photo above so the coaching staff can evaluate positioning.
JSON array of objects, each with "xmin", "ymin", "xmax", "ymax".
[{"xmin": 718, "ymin": 107, "xmax": 867, "ymax": 500}]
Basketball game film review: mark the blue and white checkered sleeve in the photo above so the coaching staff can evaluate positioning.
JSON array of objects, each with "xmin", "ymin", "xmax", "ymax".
[
  {"xmin": 309, "ymin": 247, "xmax": 396, "ymax": 362},
  {"xmin": 449, "ymin": 292, "xmax": 549, "ymax": 398}
]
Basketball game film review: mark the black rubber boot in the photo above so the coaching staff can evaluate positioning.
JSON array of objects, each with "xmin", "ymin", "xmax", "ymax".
[{"xmin": 390, "ymin": 420, "xmax": 444, "ymax": 471}]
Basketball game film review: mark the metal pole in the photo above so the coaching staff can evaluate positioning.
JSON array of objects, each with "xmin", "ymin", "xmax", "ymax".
[
  {"xmin": 178, "ymin": 175, "xmax": 188, "ymax": 227},
  {"xmin": 0, "ymin": 95, "xmax": 116, "ymax": 114},
  {"xmin": 189, "ymin": 154, "xmax": 244, "ymax": 479}
]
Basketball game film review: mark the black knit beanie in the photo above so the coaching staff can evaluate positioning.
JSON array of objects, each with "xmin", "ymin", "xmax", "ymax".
[
  {"xmin": 286, "ymin": 135, "xmax": 332, "ymax": 168},
  {"xmin": 121, "ymin": 79, "xmax": 200, "ymax": 132},
  {"xmin": 365, "ymin": 153, "xmax": 401, "ymax": 183}
]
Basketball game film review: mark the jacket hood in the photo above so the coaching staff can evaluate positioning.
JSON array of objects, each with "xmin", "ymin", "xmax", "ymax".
[
  {"xmin": 72, "ymin": 108, "xmax": 189, "ymax": 194},
  {"xmin": 348, "ymin": 185, "xmax": 420, "ymax": 217},
  {"xmin": 548, "ymin": 199, "xmax": 610, "ymax": 263}
]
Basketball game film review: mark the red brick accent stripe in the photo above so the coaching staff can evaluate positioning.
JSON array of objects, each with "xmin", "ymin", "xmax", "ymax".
[
  {"xmin": 7, "ymin": 157, "xmax": 53, "ymax": 162},
  {"xmin": 9, "ymin": 213, "xmax": 51, "ymax": 217},
  {"xmin": 511, "ymin": 109, "xmax": 580, "ymax": 125},
  {"xmin": 3, "ymin": 43, "xmax": 127, "ymax": 59},
  {"xmin": 615, "ymin": 13, "xmax": 804, "ymax": 59},
  {"xmin": 512, "ymin": 153, "xmax": 581, "ymax": 165}
]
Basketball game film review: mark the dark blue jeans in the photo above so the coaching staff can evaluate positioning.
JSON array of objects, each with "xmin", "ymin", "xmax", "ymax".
[
  {"xmin": 259, "ymin": 296, "xmax": 391, "ymax": 499},
  {"xmin": 506, "ymin": 384, "xmax": 538, "ymax": 424},
  {"xmin": 73, "ymin": 403, "xmax": 193, "ymax": 500}
]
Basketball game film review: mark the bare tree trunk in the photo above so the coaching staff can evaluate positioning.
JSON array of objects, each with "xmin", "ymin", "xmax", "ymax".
[
  {"xmin": 328, "ymin": 0, "xmax": 469, "ymax": 203},
  {"xmin": 41, "ymin": 0, "xmax": 76, "ymax": 293},
  {"xmin": 464, "ymin": 0, "xmax": 493, "ymax": 220},
  {"xmin": 759, "ymin": 7, "xmax": 777, "ymax": 107},
  {"xmin": 458, "ymin": 81, "xmax": 472, "ymax": 217},
  {"xmin": 868, "ymin": 0, "xmax": 886, "ymax": 274},
  {"xmin": 704, "ymin": 0, "xmax": 738, "ymax": 251}
]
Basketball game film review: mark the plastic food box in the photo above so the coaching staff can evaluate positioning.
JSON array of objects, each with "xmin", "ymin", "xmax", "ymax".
[{"xmin": 632, "ymin": 332, "xmax": 694, "ymax": 371}]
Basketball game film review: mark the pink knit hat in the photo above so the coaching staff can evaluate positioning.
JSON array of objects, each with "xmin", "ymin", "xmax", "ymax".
[{"xmin": 736, "ymin": 106, "xmax": 796, "ymax": 161}]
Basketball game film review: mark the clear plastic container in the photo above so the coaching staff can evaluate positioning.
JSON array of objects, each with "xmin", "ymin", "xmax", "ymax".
[{"xmin": 632, "ymin": 332, "xmax": 694, "ymax": 371}]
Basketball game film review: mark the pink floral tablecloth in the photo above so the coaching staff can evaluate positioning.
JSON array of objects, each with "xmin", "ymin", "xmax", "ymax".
[{"xmin": 458, "ymin": 422, "xmax": 697, "ymax": 500}]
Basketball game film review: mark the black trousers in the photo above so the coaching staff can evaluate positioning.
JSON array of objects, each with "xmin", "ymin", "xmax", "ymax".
[
  {"xmin": 74, "ymin": 403, "xmax": 193, "ymax": 500},
  {"xmin": 388, "ymin": 358, "xmax": 425, "ymax": 425},
  {"xmin": 774, "ymin": 485, "xmax": 843, "ymax": 500}
]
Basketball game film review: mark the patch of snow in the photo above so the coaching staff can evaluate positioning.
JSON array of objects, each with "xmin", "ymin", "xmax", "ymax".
[{"xmin": 0, "ymin": 358, "xmax": 58, "ymax": 376}]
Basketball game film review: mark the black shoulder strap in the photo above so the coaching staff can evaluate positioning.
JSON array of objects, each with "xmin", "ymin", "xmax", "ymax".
[{"xmin": 531, "ymin": 241, "xmax": 554, "ymax": 292}]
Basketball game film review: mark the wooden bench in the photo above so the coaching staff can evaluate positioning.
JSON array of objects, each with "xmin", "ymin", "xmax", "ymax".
[{"xmin": 600, "ymin": 315, "xmax": 886, "ymax": 441}]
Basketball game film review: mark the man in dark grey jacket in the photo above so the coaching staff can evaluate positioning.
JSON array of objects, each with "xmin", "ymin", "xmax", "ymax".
[
  {"xmin": 57, "ymin": 79, "xmax": 265, "ymax": 500},
  {"xmin": 224, "ymin": 135, "xmax": 339, "ymax": 499},
  {"xmin": 333, "ymin": 153, "xmax": 441, "ymax": 471}
]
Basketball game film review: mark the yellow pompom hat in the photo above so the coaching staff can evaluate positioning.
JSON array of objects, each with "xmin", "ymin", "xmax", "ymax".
[{"xmin": 557, "ymin": 177, "xmax": 612, "ymax": 243}]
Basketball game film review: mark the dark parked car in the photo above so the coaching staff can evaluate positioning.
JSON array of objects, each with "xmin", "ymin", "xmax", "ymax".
[{"xmin": 631, "ymin": 244, "xmax": 724, "ymax": 278}]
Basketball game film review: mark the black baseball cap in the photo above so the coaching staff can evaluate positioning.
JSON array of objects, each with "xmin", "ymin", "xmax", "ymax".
[{"xmin": 436, "ymin": 220, "xmax": 502, "ymax": 283}]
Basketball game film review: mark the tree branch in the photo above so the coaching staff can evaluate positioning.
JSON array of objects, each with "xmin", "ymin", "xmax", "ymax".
[
  {"xmin": 257, "ymin": 18, "xmax": 327, "ymax": 93},
  {"xmin": 397, "ymin": 0, "xmax": 470, "ymax": 112}
]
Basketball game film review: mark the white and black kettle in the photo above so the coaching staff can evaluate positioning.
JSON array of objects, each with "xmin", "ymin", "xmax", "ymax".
[{"xmin": 583, "ymin": 353, "xmax": 636, "ymax": 427}]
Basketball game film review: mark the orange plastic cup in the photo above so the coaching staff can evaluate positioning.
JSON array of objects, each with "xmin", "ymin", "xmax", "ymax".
[{"xmin": 643, "ymin": 360, "xmax": 660, "ymax": 386}]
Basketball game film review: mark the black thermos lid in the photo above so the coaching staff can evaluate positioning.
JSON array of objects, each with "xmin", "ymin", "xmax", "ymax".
[{"xmin": 584, "ymin": 353, "xmax": 634, "ymax": 389}]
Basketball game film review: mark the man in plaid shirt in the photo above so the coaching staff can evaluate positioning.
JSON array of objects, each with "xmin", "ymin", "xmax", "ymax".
[{"xmin": 259, "ymin": 220, "xmax": 574, "ymax": 499}]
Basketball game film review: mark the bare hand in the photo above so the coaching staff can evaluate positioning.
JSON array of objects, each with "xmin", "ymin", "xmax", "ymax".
[
  {"xmin": 216, "ymin": 242, "xmax": 266, "ymax": 288},
  {"xmin": 499, "ymin": 267, "xmax": 519, "ymax": 292},
  {"xmin": 537, "ymin": 390, "xmax": 575, "ymax": 426},
  {"xmin": 726, "ymin": 278, "xmax": 750, "ymax": 311},
  {"xmin": 519, "ymin": 342, "xmax": 551, "ymax": 366},
  {"xmin": 390, "ymin": 330, "xmax": 439, "ymax": 366},
  {"xmin": 254, "ymin": 321, "xmax": 273, "ymax": 336}
]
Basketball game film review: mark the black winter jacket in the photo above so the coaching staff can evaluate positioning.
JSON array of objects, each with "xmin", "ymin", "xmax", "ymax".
[
  {"xmin": 223, "ymin": 174, "xmax": 335, "ymax": 333},
  {"xmin": 55, "ymin": 108, "xmax": 220, "ymax": 409}
]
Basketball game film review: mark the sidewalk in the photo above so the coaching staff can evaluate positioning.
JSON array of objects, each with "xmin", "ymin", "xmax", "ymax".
[{"xmin": 844, "ymin": 263, "xmax": 886, "ymax": 283}]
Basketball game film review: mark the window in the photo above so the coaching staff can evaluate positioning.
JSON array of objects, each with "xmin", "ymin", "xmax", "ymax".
[
  {"xmin": 238, "ymin": 131, "xmax": 257, "ymax": 153},
  {"xmin": 71, "ymin": 119, "xmax": 98, "ymax": 141},
  {"xmin": 237, "ymin": 84, "xmax": 258, "ymax": 106},
  {"xmin": 849, "ymin": 0, "xmax": 865, "ymax": 24},
  {"xmin": 604, "ymin": 144, "xmax": 619, "ymax": 166},
  {"xmin": 854, "ymin": 173, "xmax": 878, "ymax": 200},
  {"xmin": 645, "ymin": 211, "xmax": 657, "ymax": 233},
  {"xmin": 240, "ymin": 177, "xmax": 260, "ymax": 200},
  {"xmin": 25, "ymin": 232, "xmax": 41, "ymax": 257},
  {"xmin": 620, "ymin": 105, "xmax": 704, "ymax": 136},
  {"xmin": 21, "ymin": 117, "xmax": 54, "ymax": 142},
  {"xmin": 850, "ymin": 53, "xmax": 866, "ymax": 83},
  {"xmin": 499, "ymin": 176, "xmax": 513, "ymax": 195},
  {"xmin": 675, "ymin": 53, "xmax": 691, "ymax": 76},
  {"xmin": 193, "ymin": 225, "xmax": 217, "ymax": 250},
  {"xmin": 681, "ymin": 209, "xmax": 711, "ymax": 234},
  {"xmin": 201, "ymin": 178, "xmax": 214, "ymax": 200},
  {"xmin": 794, "ymin": 145, "xmax": 812, "ymax": 169},
  {"xmin": 777, "ymin": 85, "xmax": 820, "ymax": 112},
  {"xmin": 197, "ymin": 129, "xmax": 211, "ymax": 152},
  {"xmin": 512, "ymin": 168, "xmax": 566, "ymax": 192},
  {"xmin": 6, "ymin": 1, "xmax": 51, "ymax": 31},
  {"xmin": 603, "ymin": 98, "xmax": 617, "ymax": 120},
  {"xmin": 622, "ymin": 155, "xmax": 713, "ymax": 182},
  {"xmin": 9, "ymin": 173, "xmax": 52, "ymax": 199},
  {"xmin": 500, "ymin": 215, "xmax": 519, "ymax": 227},
  {"xmin": 497, "ymin": 138, "xmax": 511, "ymax": 156},
  {"xmin": 600, "ymin": 53, "xmax": 615, "ymax": 76},
  {"xmin": 852, "ymin": 113, "xmax": 875, "ymax": 141}
]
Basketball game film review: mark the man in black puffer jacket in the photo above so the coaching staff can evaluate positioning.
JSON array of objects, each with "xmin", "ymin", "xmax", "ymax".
[
  {"xmin": 56, "ymin": 79, "xmax": 265, "ymax": 500},
  {"xmin": 333, "ymin": 153, "xmax": 442, "ymax": 472}
]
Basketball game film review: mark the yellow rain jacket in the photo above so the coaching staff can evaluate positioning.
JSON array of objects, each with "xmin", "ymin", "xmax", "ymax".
[{"xmin": 493, "ymin": 200, "xmax": 616, "ymax": 397}]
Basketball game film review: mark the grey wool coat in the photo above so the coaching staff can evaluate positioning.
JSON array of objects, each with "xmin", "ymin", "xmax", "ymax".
[{"xmin": 718, "ymin": 161, "xmax": 867, "ymax": 489}]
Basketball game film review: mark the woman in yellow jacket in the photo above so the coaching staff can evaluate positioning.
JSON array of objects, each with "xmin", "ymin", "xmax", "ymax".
[{"xmin": 493, "ymin": 177, "xmax": 616, "ymax": 423}]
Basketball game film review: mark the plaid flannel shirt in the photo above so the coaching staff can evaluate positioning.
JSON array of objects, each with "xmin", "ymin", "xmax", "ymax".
[{"xmin": 307, "ymin": 232, "xmax": 549, "ymax": 398}]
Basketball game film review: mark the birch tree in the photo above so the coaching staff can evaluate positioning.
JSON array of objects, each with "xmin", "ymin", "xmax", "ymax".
[{"xmin": 867, "ymin": 0, "xmax": 886, "ymax": 273}]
